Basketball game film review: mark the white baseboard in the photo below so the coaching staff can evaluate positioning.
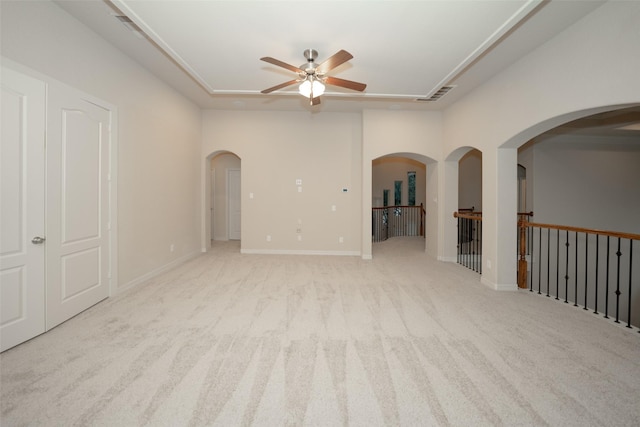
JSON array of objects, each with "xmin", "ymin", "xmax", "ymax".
[
  {"xmin": 438, "ymin": 256, "xmax": 457, "ymax": 262},
  {"xmin": 480, "ymin": 276, "xmax": 518, "ymax": 291},
  {"xmin": 115, "ymin": 251, "xmax": 201, "ymax": 295},
  {"xmin": 241, "ymin": 249, "xmax": 360, "ymax": 256},
  {"xmin": 362, "ymin": 254, "xmax": 373, "ymax": 260}
]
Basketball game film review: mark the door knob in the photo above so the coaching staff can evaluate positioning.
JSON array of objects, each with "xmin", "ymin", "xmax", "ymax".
[{"xmin": 31, "ymin": 236, "xmax": 46, "ymax": 244}]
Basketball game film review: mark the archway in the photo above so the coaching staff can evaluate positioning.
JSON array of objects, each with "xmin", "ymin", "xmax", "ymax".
[
  {"xmin": 509, "ymin": 104, "xmax": 640, "ymax": 323},
  {"xmin": 202, "ymin": 150, "xmax": 242, "ymax": 252},
  {"xmin": 371, "ymin": 152, "xmax": 432, "ymax": 255},
  {"xmin": 441, "ymin": 146, "xmax": 484, "ymax": 270}
]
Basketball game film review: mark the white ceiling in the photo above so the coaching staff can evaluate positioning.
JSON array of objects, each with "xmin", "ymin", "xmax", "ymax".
[{"xmin": 54, "ymin": 0, "xmax": 607, "ymax": 113}]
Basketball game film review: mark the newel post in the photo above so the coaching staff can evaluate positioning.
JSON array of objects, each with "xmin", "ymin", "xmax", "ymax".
[{"xmin": 518, "ymin": 219, "xmax": 528, "ymax": 288}]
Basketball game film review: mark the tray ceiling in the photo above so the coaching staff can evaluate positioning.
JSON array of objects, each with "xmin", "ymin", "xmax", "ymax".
[{"xmin": 55, "ymin": 0, "xmax": 605, "ymax": 112}]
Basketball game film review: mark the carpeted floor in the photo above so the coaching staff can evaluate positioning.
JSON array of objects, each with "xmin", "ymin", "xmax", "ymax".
[{"xmin": 1, "ymin": 237, "xmax": 639, "ymax": 426}]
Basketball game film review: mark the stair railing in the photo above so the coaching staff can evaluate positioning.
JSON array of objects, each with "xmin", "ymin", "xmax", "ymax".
[
  {"xmin": 453, "ymin": 210, "xmax": 483, "ymax": 273},
  {"xmin": 372, "ymin": 203, "xmax": 425, "ymax": 242},
  {"xmin": 518, "ymin": 219, "xmax": 640, "ymax": 331}
]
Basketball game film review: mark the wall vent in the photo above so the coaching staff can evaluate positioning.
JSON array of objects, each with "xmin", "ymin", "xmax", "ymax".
[{"xmin": 416, "ymin": 85, "xmax": 456, "ymax": 102}]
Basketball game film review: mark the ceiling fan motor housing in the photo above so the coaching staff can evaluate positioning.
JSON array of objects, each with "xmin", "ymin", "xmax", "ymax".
[{"xmin": 301, "ymin": 49, "xmax": 319, "ymax": 74}]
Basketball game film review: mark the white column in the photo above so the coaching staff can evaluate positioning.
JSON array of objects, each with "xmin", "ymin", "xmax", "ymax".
[
  {"xmin": 438, "ymin": 159, "xmax": 459, "ymax": 262},
  {"xmin": 361, "ymin": 154, "xmax": 373, "ymax": 259},
  {"xmin": 481, "ymin": 148, "xmax": 518, "ymax": 290},
  {"xmin": 425, "ymin": 161, "xmax": 439, "ymax": 258}
]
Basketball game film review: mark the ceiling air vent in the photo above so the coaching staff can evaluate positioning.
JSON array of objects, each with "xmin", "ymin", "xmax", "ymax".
[
  {"xmin": 114, "ymin": 15, "xmax": 144, "ymax": 39},
  {"xmin": 416, "ymin": 85, "xmax": 456, "ymax": 102}
]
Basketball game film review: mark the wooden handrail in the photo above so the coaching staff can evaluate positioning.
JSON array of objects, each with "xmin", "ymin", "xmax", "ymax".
[
  {"xmin": 520, "ymin": 220, "xmax": 640, "ymax": 241},
  {"xmin": 373, "ymin": 205, "xmax": 423, "ymax": 210},
  {"xmin": 453, "ymin": 211, "xmax": 483, "ymax": 221}
]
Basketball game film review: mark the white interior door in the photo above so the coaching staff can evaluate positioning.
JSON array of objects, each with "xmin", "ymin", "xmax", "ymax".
[
  {"xmin": 45, "ymin": 87, "xmax": 111, "ymax": 329},
  {"xmin": 228, "ymin": 169, "xmax": 241, "ymax": 240},
  {"xmin": 0, "ymin": 68, "xmax": 47, "ymax": 352}
]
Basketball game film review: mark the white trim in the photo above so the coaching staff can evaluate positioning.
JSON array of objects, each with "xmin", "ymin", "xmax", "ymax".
[
  {"xmin": 481, "ymin": 276, "xmax": 518, "ymax": 291},
  {"xmin": 115, "ymin": 251, "xmax": 201, "ymax": 295},
  {"xmin": 438, "ymin": 256, "xmax": 457, "ymax": 262},
  {"xmin": 362, "ymin": 254, "xmax": 373, "ymax": 260},
  {"xmin": 241, "ymin": 249, "xmax": 361, "ymax": 256}
]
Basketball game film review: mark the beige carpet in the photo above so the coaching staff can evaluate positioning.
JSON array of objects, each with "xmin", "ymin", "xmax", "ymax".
[{"xmin": 1, "ymin": 237, "xmax": 639, "ymax": 426}]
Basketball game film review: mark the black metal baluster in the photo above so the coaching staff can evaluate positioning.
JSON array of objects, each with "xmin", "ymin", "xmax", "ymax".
[
  {"xmin": 564, "ymin": 230, "xmax": 570, "ymax": 304},
  {"xmin": 473, "ymin": 219, "xmax": 477, "ymax": 272},
  {"xmin": 529, "ymin": 226, "xmax": 534, "ymax": 292},
  {"xmin": 627, "ymin": 240, "xmax": 633, "ymax": 329},
  {"xmin": 615, "ymin": 237, "xmax": 622, "ymax": 324},
  {"xmin": 473, "ymin": 220, "xmax": 477, "ymax": 272},
  {"xmin": 476, "ymin": 219, "xmax": 480, "ymax": 273},
  {"xmin": 456, "ymin": 216, "xmax": 460, "ymax": 265},
  {"xmin": 546, "ymin": 228, "xmax": 551, "ymax": 297},
  {"xmin": 594, "ymin": 235, "xmax": 599, "ymax": 315},
  {"xmin": 481, "ymin": 220, "xmax": 483, "ymax": 274},
  {"xmin": 584, "ymin": 233, "xmax": 589, "ymax": 310},
  {"xmin": 538, "ymin": 227, "xmax": 542, "ymax": 294},
  {"xmin": 605, "ymin": 236, "xmax": 610, "ymax": 319},
  {"xmin": 461, "ymin": 216, "xmax": 465, "ymax": 265},
  {"xmin": 462, "ymin": 217, "xmax": 467, "ymax": 268}
]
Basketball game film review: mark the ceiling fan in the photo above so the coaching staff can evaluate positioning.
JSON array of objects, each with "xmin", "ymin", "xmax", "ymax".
[{"xmin": 260, "ymin": 49, "xmax": 367, "ymax": 105}]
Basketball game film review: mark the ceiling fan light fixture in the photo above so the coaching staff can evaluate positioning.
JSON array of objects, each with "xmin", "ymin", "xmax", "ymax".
[
  {"xmin": 261, "ymin": 49, "xmax": 366, "ymax": 105},
  {"xmin": 299, "ymin": 79, "xmax": 325, "ymax": 98}
]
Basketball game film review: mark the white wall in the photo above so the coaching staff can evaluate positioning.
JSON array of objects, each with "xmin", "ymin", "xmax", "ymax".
[
  {"xmin": 202, "ymin": 110, "xmax": 362, "ymax": 255},
  {"xmin": 458, "ymin": 149, "xmax": 482, "ymax": 211},
  {"xmin": 518, "ymin": 141, "xmax": 535, "ymax": 214},
  {"xmin": 533, "ymin": 134, "xmax": 640, "ymax": 234},
  {"xmin": 0, "ymin": 1, "xmax": 202, "ymax": 290}
]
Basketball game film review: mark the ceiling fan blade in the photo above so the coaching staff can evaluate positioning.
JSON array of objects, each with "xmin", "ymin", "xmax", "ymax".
[
  {"xmin": 324, "ymin": 76, "xmax": 367, "ymax": 92},
  {"xmin": 261, "ymin": 79, "xmax": 299, "ymax": 94},
  {"xmin": 311, "ymin": 96, "xmax": 321, "ymax": 106},
  {"xmin": 316, "ymin": 50, "xmax": 353, "ymax": 73},
  {"xmin": 260, "ymin": 57, "xmax": 303, "ymax": 73}
]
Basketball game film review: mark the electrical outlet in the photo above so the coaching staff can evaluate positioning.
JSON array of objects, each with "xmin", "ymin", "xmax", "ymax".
[
  {"xmin": 297, "ymin": 235, "xmax": 302, "ymax": 241},
  {"xmin": 296, "ymin": 228, "xmax": 302, "ymax": 233},
  {"xmin": 339, "ymin": 237, "xmax": 344, "ymax": 243},
  {"xmin": 266, "ymin": 235, "xmax": 271, "ymax": 242},
  {"xmin": 170, "ymin": 244, "xmax": 175, "ymax": 252}
]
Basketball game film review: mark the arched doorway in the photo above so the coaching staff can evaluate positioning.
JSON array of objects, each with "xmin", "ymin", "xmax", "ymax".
[
  {"xmin": 371, "ymin": 153, "xmax": 430, "ymax": 254},
  {"xmin": 203, "ymin": 151, "xmax": 241, "ymax": 251}
]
